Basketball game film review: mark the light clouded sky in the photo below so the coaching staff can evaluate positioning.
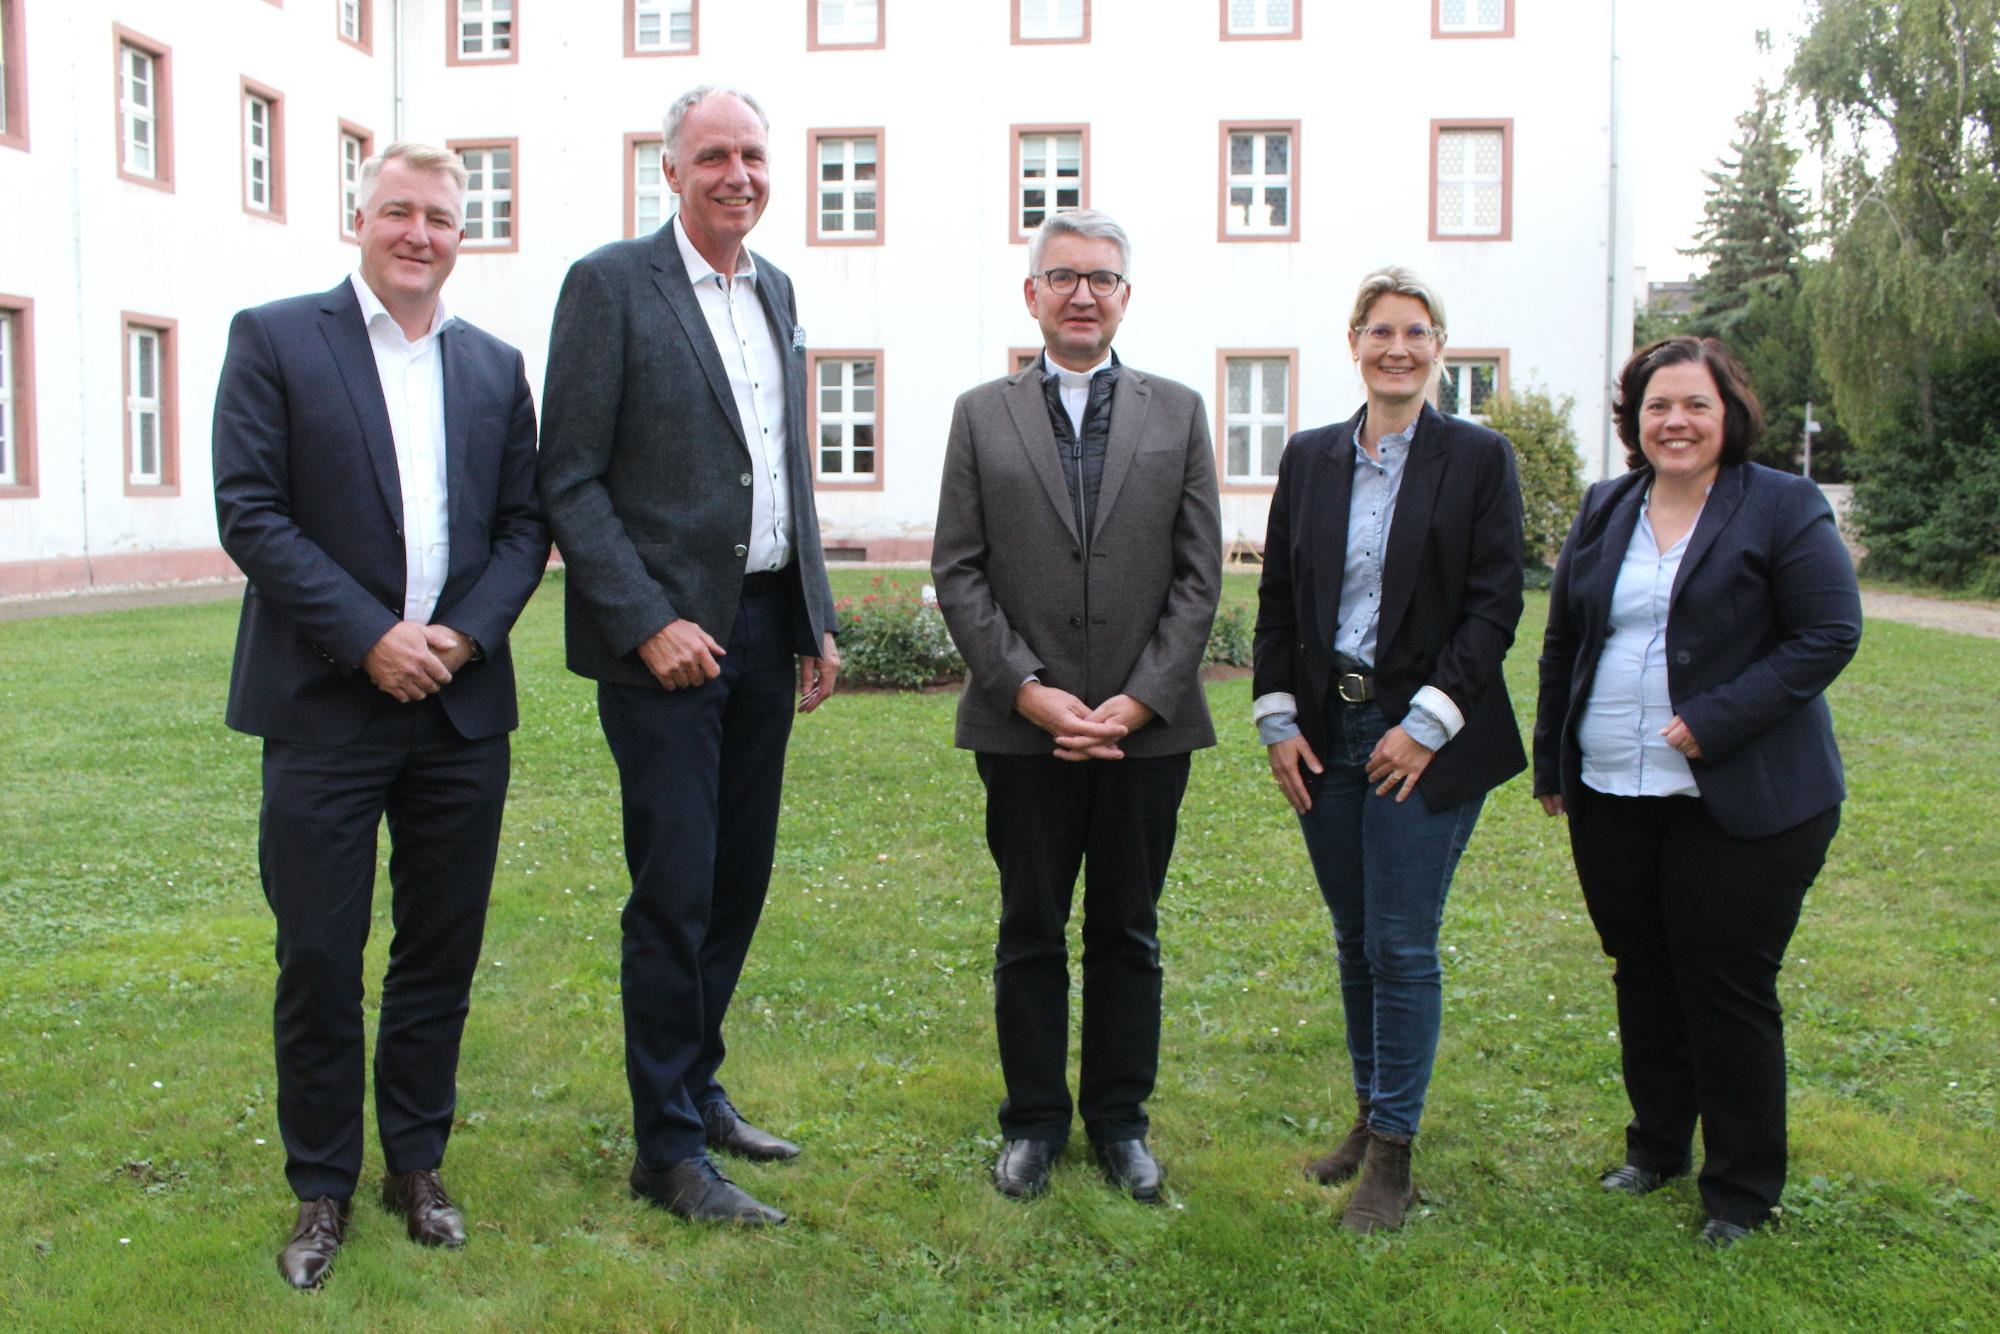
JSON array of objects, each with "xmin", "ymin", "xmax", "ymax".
[{"xmin": 1622, "ymin": 0, "xmax": 1813, "ymax": 283}]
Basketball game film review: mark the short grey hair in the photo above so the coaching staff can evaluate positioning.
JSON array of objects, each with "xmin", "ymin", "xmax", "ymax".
[
  {"xmin": 356, "ymin": 142, "xmax": 469, "ymax": 218},
  {"xmin": 662, "ymin": 85, "xmax": 770, "ymax": 169},
  {"xmin": 1027, "ymin": 210, "xmax": 1132, "ymax": 277},
  {"xmin": 1348, "ymin": 266, "xmax": 1447, "ymax": 334}
]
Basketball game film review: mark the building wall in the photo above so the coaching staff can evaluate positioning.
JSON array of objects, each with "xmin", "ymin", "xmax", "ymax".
[{"xmin": 0, "ymin": 0, "xmax": 1632, "ymax": 590}]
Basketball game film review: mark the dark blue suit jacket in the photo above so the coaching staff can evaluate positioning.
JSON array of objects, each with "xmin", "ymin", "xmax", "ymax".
[
  {"xmin": 214, "ymin": 279, "xmax": 550, "ymax": 745},
  {"xmin": 1533, "ymin": 462, "xmax": 1862, "ymax": 839}
]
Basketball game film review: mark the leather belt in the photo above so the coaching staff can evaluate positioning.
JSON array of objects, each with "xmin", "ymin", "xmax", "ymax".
[
  {"xmin": 1335, "ymin": 671, "xmax": 1377, "ymax": 705},
  {"xmin": 742, "ymin": 565, "xmax": 790, "ymax": 597}
]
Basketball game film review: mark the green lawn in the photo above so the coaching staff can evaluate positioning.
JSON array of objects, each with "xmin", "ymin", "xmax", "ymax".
[{"xmin": 1, "ymin": 570, "xmax": 1996, "ymax": 1331}]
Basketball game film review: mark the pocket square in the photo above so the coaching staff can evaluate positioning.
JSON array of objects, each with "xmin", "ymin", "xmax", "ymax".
[{"xmin": 792, "ymin": 325, "xmax": 807, "ymax": 352}]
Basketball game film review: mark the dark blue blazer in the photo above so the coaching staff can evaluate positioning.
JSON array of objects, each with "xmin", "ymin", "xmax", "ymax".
[
  {"xmin": 213, "ymin": 279, "xmax": 550, "ymax": 745},
  {"xmin": 1253, "ymin": 403, "xmax": 1528, "ymax": 812},
  {"xmin": 1533, "ymin": 462, "xmax": 1862, "ymax": 839}
]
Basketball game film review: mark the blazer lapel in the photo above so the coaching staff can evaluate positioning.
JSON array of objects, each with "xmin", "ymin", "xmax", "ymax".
[
  {"xmin": 1308, "ymin": 408, "xmax": 1365, "ymax": 649},
  {"xmin": 648, "ymin": 229, "xmax": 750, "ymax": 453},
  {"xmin": 1001, "ymin": 368, "xmax": 1082, "ymax": 545},
  {"xmin": 1090, "ymin": 370, "xmax": 1153, "ymax": 533},
  {"xmin": 1671, "ymin": 463, "xmax": 1749, "ymax": 604},
  {"xmin": 317, "ymin": 282, "xmax": 404, "ymax": 534},
  {"xmin": 1582, "ymin": 477, "xmax": 1646, "ymax": 620},
  {"xmin": 1376, "ymin": 405, "xmax": 1447, "ymax": 657},
  {"xmin": 439, "ymin": 321, "xmax": 473, "ymax": 544}
]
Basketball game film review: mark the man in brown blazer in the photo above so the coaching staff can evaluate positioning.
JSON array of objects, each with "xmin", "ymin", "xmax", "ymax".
[{"xmin": 932, "ymin": 210, "xmax": 1223, "ymax": 1204}]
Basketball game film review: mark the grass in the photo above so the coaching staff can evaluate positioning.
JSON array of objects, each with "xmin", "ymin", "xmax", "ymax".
[{"xmin": 1, "ymin": 569, "xmax": 1996, "ymax": 1331}]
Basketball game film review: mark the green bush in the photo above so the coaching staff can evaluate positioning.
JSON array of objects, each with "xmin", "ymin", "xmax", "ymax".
[
  {"xmin": 1204, "ymin": 602, "xmax": 1253, "ymax": 667},
  {"xmin": 1485, "ymin": 385, "xmax": 1585, "ymax": 569},
  {"xmin": 836, "ymin": 577, "xmax": 965, "ymax": 688}
]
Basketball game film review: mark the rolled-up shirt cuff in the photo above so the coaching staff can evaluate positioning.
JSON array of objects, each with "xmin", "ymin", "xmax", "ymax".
[
  {"xmin": 1252, "ymin": 690, "xmax": 1297, "ymax": 722},
  {"xmin": 1400, "ymin": 703, "xmax": 1449, "ymax": 751},
  {"xmin": 1252, "ymin": 691, "xmax": 1301, "ymax": 746},
  {"xmin": 1409, "ymin": 685, "xmax": 1464, "ymax": 741}
]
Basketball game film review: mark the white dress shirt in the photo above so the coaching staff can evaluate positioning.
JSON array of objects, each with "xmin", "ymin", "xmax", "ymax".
[
  {"xmin": 673, "ymin": 216, "xmax": 792, "ymax": 574},
  {"xmin": 351, "ymin": 273, "xmax": 452, "ymax": 625}
]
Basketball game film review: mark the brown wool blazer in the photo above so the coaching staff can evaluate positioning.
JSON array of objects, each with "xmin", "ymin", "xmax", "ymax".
[{"xmin": 932, "ymin": 363, "xmax": 1224, "ymax": 757}]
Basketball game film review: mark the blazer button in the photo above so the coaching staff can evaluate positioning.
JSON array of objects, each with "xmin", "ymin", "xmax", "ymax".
[
  {"xmin": 1069, "ymin": 615, "xmax": 1082, "ymax": 627},
  {"xmin": 1674, "ymin": 650, "xmax": 1691, "ymax": 665},
  {"xmin": 740, "ymin": 472, "xmax": 753, "ymax": 487},
  {"xmin": 1071, "ymin": 548, "xmax": 1081, "ymax": 561},
  {"xmin": 734, "ymin": 544, "xmax": 749, "ymax": 558}
]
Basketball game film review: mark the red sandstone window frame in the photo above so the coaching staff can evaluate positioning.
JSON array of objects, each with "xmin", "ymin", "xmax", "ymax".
[
  {"xmin": 1215, "ymin": 348, "xmax": 1298, "ymax": 492},
  {"xmin": 122, "ymin": 312, "xmax": 179, "ymax": 497},
  {"xmin": 0, "ymin": 294, "xmax": 37, "ymax": 497},
  {"xmin": 808, "ymin": 349, "xmax": 886, "ymax": 491}
]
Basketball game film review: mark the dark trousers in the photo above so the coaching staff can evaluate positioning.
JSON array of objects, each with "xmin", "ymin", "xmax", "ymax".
[
  {"xmin": 975, "ymin": 750, "xmax": 1192, "ymax": 1145},
  {"xmin": 597, "ymin": 584, "xmax": 797, "ymax": 1166},
  {"xmin": 260, "ymin": 694, "xmax": 508, "ymax": 1202},
  {"xmin": 1569, "ymin": 789, "xmax": 1839, "ymax": 1227}
]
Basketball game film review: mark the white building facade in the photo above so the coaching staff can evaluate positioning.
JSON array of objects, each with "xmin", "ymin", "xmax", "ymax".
[{"xmin": 0, "ymin": 0, "xmax": 1633, "ymax": 593}]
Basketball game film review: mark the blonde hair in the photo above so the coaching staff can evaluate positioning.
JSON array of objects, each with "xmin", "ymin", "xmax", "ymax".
[
  {"xmin": 356, "ymin": 142, "xmax": 470, "ymax": 217},
  {"xmin": 1348, "ymin": 266, "xmax": 1447, "ymax": 334}
]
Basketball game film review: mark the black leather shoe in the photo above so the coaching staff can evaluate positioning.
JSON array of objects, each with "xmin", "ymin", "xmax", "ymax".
[
  {"xmin": 1092, "ymin": 1138, "xmax": 1164, "ymax": 1204},
  {"xmin": 992, "ymin": 1139, "xmax": 1060, "ymax": 1199},
  {"xmin": 1599, "ymin": 1162, "xmax": 1673, "ymax": 1196},
  {"xmin": 1698, "ymin": 1218, "xmax": 1752, "ymax": 1249},
  {"xmin": 630, "ymin": 1156, "xmax": 787, "ymax": 1226},
  {"xmin": 382, "ymin": 1168, "xmax": 467, "ymax": 1248},
  {"xmin": 702, "ymin": 1099, "xmax": 801, "ymax": 1162},
  {"xmin": 277, "ymin": 1196, "xmax": 350, "ymax": 1290}
]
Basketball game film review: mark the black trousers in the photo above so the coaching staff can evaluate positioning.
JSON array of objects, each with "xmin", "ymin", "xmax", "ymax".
[
  {"xmin": 260, "ymin": 694, "xmax": 509, "ymax": 1202},
  {"xmin": 976, "ymin": 750, "xmax": 1192, "ymax": 1145},
  {"xmin": 597, "ymin": 583, "xmax": 797, "ymax": 1166},
  {"xmin": 1569, "ymin": 789, "xmax": 1839, "ymax": 1227}
]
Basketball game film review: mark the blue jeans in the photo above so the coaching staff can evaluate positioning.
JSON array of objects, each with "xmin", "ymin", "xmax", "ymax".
[{"xmin": 1295, "ymin": 701, "xmax": 1485, "ymax": 1140}]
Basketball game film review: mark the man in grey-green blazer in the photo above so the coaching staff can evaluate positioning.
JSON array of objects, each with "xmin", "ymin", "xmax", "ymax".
[{"xmin": 931, "ymin": 209, "xmax": 1223, "ymax": 1206}]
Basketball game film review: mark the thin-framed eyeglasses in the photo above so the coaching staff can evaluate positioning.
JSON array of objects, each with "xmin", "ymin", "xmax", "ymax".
[
  {"xmin": 1037, "ymin": 267, "xmax": 1125, "ymax": 297},
  {"xmin": 1354, "ymin": 322, "xmax": 1441, "ymax": 347}
]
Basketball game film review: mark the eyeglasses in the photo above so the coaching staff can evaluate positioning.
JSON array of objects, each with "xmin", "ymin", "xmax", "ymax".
[
  {"xmin": 1037, "ymin": 268, "xmax": 1125, "ymax": 297},
  {"xmin": 1354, "ymin": 323, "xmax": 1440, "ymax": 346}
]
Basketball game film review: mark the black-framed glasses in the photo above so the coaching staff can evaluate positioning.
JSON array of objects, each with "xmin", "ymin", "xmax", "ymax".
[{"xmin": 1037, "ymin": 267, "xmax": 1125, "ymax": 297}]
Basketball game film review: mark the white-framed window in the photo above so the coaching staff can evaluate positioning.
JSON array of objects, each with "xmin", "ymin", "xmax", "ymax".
[
  {"xmin": 0, "ymin": 309, "xmax": 14, "ymax": 485},
  {"xmin": 340, "ymin": 127, "xmax": 370, "ymax": 239},
  {"xmin": 1015, "ymin": 129, "xmax": 1083, "ymax": 237},
  {"xmin": 0, "ymin": 0, "xmax": 21, "ymax": 147},
  {"xmin": 814, "ymin": 0, "xmax": 880, "ymax": 45},
  {"xmin": 1437, "ymin": 0, "xmax": 1509, "ymax": 35},
  {"xmin": 1223, "ymin": 126, "xmax": 1295, "ymax": 238},
  {"xmin": 1016, "ymin": 0, "xmax": 1085, "ymax": 41},
  {"xmin": 1222, "ymin": 355, "xmax": 1290, "ymax": 484},
  {"xmin": 127, "ymin": 326, "xmax": 163, "ymax": 486},
  {"xmin": 815, "ymin": 134, "xmax": 879, "ymax": 240},
  {"xmin": 631, "ymin": 135, "xmax": 672, "ymax": 237},
  {"xmin": 813, "ymin": 353, "xmax": 879, "ymax": 483},
  {"xmin": 456, "ymin": 0, "xmax": 514, "ymax": 60},
  {"xmin": 244, "ymin": 94, "xmax": 274, "ymax": 212},
  {"xmin": 632, "ymin": 0, "xmax": 694, "ymax": 52},
  {"xmin": 0, "ymin": 296, "xmax": 29, "ymax": 493},
  {"xmin": 119, "ymin": 45, "xmax": 157, "ymax": 178},
  {"xmin": 1225, "ymin": 0, "xmax": 1294, "ymax": 36},
  {"xmin": 340, "ymin": 0, "xmax": 365, "ymax": 42},
  {"xmin": 1439, "ymin": 356, "xmax": 1503, "ymax": 423},
  {"xmin": 1434, "ymin": 125, "xmax": 1508, "ymax": 238},
  {"xmin": 457, "ymin": 143, "xmax": 515, "ymax": 247}
]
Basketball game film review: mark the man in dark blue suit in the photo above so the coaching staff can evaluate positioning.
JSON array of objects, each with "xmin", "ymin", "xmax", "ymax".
[{"xmin": 213, "ymin": 142, "xmax": 549, "ymax": 1289}]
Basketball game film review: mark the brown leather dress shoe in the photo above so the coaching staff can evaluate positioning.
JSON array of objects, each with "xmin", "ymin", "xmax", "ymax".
[
  {"xmin": 382, "ymin": 1168, "xmax": 468, "ymax": 1248},
  {"xmin": 277, "ymin": 1196, "xmax": 350, "ymax": 1290},
  {"xmin": 701, "ymin": 1099, "xmax": 801, "ymax": 1162},
  {"xmin": 1341, "ymin": 1132, "xmax": 1416, "ymax": 1234},
  {"xmin": 631, "ymin": 1156, "xmax": 788, "ymax": 1225},
  {"xmin": 1306, "ymin": 1098, "xmax": 1373, "ymax": 1185}
]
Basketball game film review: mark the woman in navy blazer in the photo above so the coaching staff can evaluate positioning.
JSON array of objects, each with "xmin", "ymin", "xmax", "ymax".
[
  {"xmin": 1533, "ymin": 336, "xmax": 1861, "ymax": 1247},
  {"xmin": 1254, "ymin": 268, "xmax": 1526, "ymax": 1233}
]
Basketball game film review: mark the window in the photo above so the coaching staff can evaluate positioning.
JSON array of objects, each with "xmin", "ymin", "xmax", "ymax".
[
  {"xmin": 629, "ymin": 0, "xmax": 695, "ymax": 55},
  {"xmin": 1438, "ymin": 352, "xmax": 1508, "ymax": 423},
  {"xmin": 809, "ymin": 351, "xmax": 882, "ymax": 488},
  {"xmin": 1434, "ymin": 0, "xmax": 1513, "ymax": 37},
  {"xmin": 625, "ymin": 132, "xmax": 673, "ymax": 238},
  {"xmin": 339, "ymin": 122, "xmax": 373, "ymax": 241},
  {"xmin": 1431, "ymin": 120, "xmax": 1511, "ymax": 240},
  {"xmin": 453, "ymin": 140, "xmax": 517, "ymax": 249},
  {"xmin": 810, "ymin": 0, "xmax": 881, "ymax": 48},
  {"xmin": 450, "ymin": 0, "xmax": 516, "ymax": 64},
  {"xmin": 1010, "ymin": 348, "xmax": 1041, "ymax": 374},
  {"xmin": 1220, "ymin": 122, "xmax": 1298, "ymax": 241},
  {"xmin": 241, "ymin": 80, "xmax": 285, "ymax": 221},
  {"xmin": 0, "ymin": 295, "xmax": 33, "ymax": 495},
  {"xmin": 1221, "ymin": 0, "xmax": 1296, "ymax": 38},
  {"xmin": 1011, "ymin": 125, "xmax": 1087, "ymax": 242},
  {"xmin": 122, "ymin": 315, "xmax": 177, "ymax": 494},
  {"xmin": 114, "ymin": 27, "xmax": 173, "ymax": 189},
  {"xmin": 1217, "ymin": 351, "xmax": 1296, "ymax": 486},
  {"xmin": 1014, "ymin": 0, "xmax": 1087, "ymax": 42},
  {"xmin": 338, "ymin": 0, "xmax": 373, "ymax": 53},
  {"xmin": 808, "ymin": 130, "xmax": 881, "ymax": 244},
  {"xmin": 2, "ymin": 0, "xmax": 28, "ymax": 151}
]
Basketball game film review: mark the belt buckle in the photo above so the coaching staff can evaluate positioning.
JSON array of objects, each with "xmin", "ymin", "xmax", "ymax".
[{"xmin": 1336, "ymin": 672, "xmax": 1370, "ymax": 704}]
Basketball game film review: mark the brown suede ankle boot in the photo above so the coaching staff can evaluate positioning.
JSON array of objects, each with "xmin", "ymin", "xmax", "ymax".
[
  {"xmin": 1341, "ymin": 1132, "xmax": 1415, "ymax": 1234},
  {"xmin": 1305, "ymin": 1099, "xmax": 1372, "ymax": 1185}
]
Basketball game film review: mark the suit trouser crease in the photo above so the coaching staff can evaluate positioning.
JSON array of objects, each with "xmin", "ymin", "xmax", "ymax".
[
  {"xmin": 1294, "ymin": 700, "xmax": 1484, "ymax": 1142},
  {"xmin": 261, "ymin": 695, "xmax": 507, "ymax": 1201},
  {"xmin": 977, "ymin": 751, "xmax": 1191, "ymax": 1144},
  {"xmin": 599, "ymin": 586, "xmax": 796, "ymax": 1166},
  {"xmin": 1569, "ymin": 789, "xmax": 1837, "ymax": 1227}
]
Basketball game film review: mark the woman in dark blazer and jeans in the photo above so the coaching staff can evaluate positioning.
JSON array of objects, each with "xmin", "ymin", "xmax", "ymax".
[
  {"xmin": 1534, "ymin": 336, "xmax": 1861, "ymax": 1248},
  {"xmin": 1253, "ymin": 267, "xmax": 1526, "ymax": 1233}
]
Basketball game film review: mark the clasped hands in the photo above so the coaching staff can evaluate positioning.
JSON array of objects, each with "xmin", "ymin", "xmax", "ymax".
[
  {"xmin": 363, "ymin": 621, "xmax": 475, "ymax": 702},
  {"xmin": 1016, "ymin": 682, "xmax": 1152, "ymax": 761},
  {"xmin": 638, "ymin": 618, "xmax": 840, "ymax": 713}
]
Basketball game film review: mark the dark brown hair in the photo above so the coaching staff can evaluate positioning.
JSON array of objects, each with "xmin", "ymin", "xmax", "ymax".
[{"xmin": 1612, "ymin": 336, "xmax": 1763, "ymax": 471}]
